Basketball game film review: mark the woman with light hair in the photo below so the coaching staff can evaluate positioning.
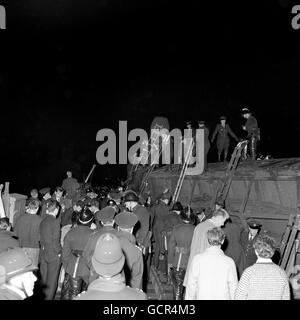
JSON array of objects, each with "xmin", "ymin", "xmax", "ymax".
[{"xmin": 235, "ymin": 234, "xmax": 290, "ymax": 300}]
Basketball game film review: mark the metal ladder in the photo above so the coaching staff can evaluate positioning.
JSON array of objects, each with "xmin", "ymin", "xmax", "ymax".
[
  {"xmin": 279, "ymin": 212, "xmax": 300, "ymax": 276},
  {"xmin": 211, "ymin": 140, "xmax": 248, "ymax": 207},
  {"xmin": 171, "ymin": 137, "xmax": 194, "ymax": 204}
]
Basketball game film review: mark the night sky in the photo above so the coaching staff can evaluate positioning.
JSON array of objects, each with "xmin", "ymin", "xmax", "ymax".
[{"xmin": 1, "ymin": 0, "xmax": 300, "ymax": 194}]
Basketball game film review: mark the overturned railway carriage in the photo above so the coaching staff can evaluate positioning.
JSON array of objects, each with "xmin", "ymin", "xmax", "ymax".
[{"xmin": 148, "ymin": 158, "xmax": 300, "ymax": 264}]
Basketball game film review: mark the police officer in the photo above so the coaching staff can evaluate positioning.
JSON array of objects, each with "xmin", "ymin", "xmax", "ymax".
[
  {"xmin": 0, "ymin": 248, "xmax": 38, "ymax": 300},
  {"xmin": 241, "ymin": 219, "xmax": 262, "ymax": 269},
  {"xmin": 115, "ymin": 211, "xmax": 144, "ymax": 289},
  {"xmin": 241, "ymin": 108, "xmax": 260, "ymax": 160},
  {"xmin": 94, "ymin": 205, "xmax": 116, "ymax": 230},
  {"xmin": 168, "ymin": 210, "xmax": 196, "ymax": 299},
  {"xmin": 75, "ymin": 233, "xmax": 146, "ymax": 300},
  {"xmin": 61, "ymin": 200, "xmax": 85, "ymax": 227},
  {"xmin": 198, "ymin": 120, "xmax": 210, "ymax": 171},
  {"xmin": 124, "ymin": 191, "xmax": 150, "ymax": 252},
  {"xmin": 152, "ymin": 192, "xmax": 171, "ymax": 271},
  {"xmin": 61, "ymin": 208, "xmax": 94, "ymax": 300}
]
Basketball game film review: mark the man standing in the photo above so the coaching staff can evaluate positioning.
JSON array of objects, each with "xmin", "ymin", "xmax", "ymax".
[
  {"xmin": 241, "ymin": 219, "xmax": 262, "ymax": 269},
  {"xmin": 185, "ymin": 228, "xmax": 238, "ymax": 300},
  {"xmin": 75, "ymin": 233, "xmax": 146, "ymax": 300},
  {"xmin": 168, "ymin": 210, "xmax": 196, "ymax": 300},
  {"xmin": 39, "ymin": 199, "xmax": 62, "ymax": 300},
  {"xmin": 183, "ymin": 208, "xmax": 229, "ymax": 287},
  {"xmin": 197, "ymin": 120, "xmax": 210, "ymax": 171},
  {"xmin": 62, "ymin": 171, "xmax": 79, "ymax": 205},
  {"xmin": 241, "ymin": 108, "xmax": 259, "ymax": 160},
  {"xmin": 211, "ymin": 116, "xmax": 239, "ymax": 162},
  {"xmin": 14, "ymin": 199, "xmax": 42, "ymax": 268},
  {"xmin": 61, "ymin": 208, "xmax": 94, "ymax": 299}
]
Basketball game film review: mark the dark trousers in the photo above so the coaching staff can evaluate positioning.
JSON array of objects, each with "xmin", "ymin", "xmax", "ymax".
[
  {"xmin": 40, "ymin": 252, "xmax": 61, "ymax": 300},
  {"xmin": 170, "ymin": 267, "xmax": 186, "ymax": 300}
]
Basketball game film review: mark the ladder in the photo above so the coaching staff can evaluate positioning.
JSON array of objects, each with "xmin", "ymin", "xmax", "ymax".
[
  {"xmin": 211, "ymin": 140, "xmax": 248, "ymax": 207},
  {"xmin": 172, "ymin": 137, "xmax": 194, "ymax": 204},
  {"xmin": 138, "ymin": 126, "xmax": 170, "ymax": 195},
  {"xmin": 279, "ymin": 213, "xmax": 300, "ymax": 275}
]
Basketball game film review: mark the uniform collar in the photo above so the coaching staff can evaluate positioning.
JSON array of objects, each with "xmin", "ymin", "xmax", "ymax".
[
  {"xmin": 2, "ymin": 284, "xmax": 26, "ymax": 299},
  {"xmin": 88, "ymin": 274, "xmax": 126, "ymax": 292}
]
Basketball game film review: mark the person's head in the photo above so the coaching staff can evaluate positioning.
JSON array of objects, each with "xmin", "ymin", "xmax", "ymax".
[
  {"xmin": 39, "ymin": 187, "xmax": 51, "ymax": 201},
  {"xmin": 73, "ymin": 200, "xmax": 84, "ymax": 212},
  {"xmin": 0, "ymin": 248, "xmax": 38, "ymax": 298},
  {"xmin": 160, "ymin": 192, "xmax": 171, "ymax": 205},
  {"xmin": 215, "ymin": 197, "xmax": 225, "ymax": 210},
  {"xmin": 99, "ymin": 206, "xmax": 116, "ymax": 227},
  {"xmin": 46, "ymin": 199, "xmax": 60, "ymax": 217},
  {"xmin": 172, "ymin": 201, "xmax": 184, "ymax": 214},
  {"xmin": 92, "ymin": 233, "xmax": 125, "ymax": 278},
  {"xmin": 186, "ymin": 121, "xmax": 192, "ymax": 129},
  {"xmin": 30, "ymin": 189, "xmax": 38, "ymax": 199},
  {"xmin": 66, "ymin": 171, "xmax": 72, "ymax": 178},
  {"xmin": 253, "ymin": 234, "xmax": 276, "ymax": 259},
  {"xmin": 198, "ymin": 120, "xmax": 205, "ymax": 128},
  {"xmin": 242, "ymin": 107, "xmax": 251, "ymax": 119},
  {"xmin": 211, "ymin": 208, "xmax": 229, "ymax": 227},
  {"xmin": 86, "ymin": 187, "xmax": 97, "ymax": 199},
  {"xmin": 247, "ymin": 219, "xmax": 262, "ymax": 237},
  {"xmin": 0, "ymin": 217, "xmax": 10, "ymax": 231},
  {"xmin": 77, "ymin": 208, "xmax": 94, "ymax": 227},
  {"xmin": 114, "ymin": 211, "xmax": 138, "ymax": 234},
  {"xmin": 54, "ymin": 187, "xmax": 64, "ymax": 198},
  {"xmin": 89, "ymin": 199, "xmax": 99, "ymax": 213},
  {"xmin": 26, "ymin": 199, "xmax": 40, "ymax": 214},
  {"xmin": 124, "ymin": 191, "xmax": 139, "ymax": 210},
  {"xmin": 220, "ymin": 116, "xmax": 227, "ymax": 126},
  {"xmin": 207, "ymin": 227, "xmax": 225, "ymax": 247}
]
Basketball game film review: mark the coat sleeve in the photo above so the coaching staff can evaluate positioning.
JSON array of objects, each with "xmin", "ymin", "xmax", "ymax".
[
  {"xmin": 184, "ymin": 256, "xmax": 198, "ymax": 300},
  {"xmin": 52, "ymin": 220, "xmax": 62, "ymax": 256},
  {"xmin": 228, "ymin": 260, "xmax": 238, "ymax": 299},
  {"xmin": 234, "ymin": 269, "xmax": 250, "ymax": 300},
  {"xmin": 227, "ymin": 125, "xmax": 239, "ymax": 141},
  {"xmin": 211, "ymin": 125, "xmax": 219, "ymax": 143},
  {"xmin": 62, "ymin": 232, "xmax": 72, "ymax": 269},
  {"xmin": 167, "ymin": 229, "xmax": 176, "ymax": 266},
  {"xmin": 130, "ymin": 249, "xmax": 144, "ymax": 289}
]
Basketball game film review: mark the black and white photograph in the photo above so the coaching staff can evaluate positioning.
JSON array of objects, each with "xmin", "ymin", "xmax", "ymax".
[{"xmin": 0, "ymin": 0, "xmax": 300, "ymax": 306}]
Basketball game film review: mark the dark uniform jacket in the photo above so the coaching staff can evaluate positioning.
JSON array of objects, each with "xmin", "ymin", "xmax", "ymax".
[
  {"xmin": 14, "ymin": 213, "xmax": 42, "ymax": 248},
  {"xmin": 39, "ymin": 215, "xmax": 62, "ymax": 262},
  {"xmin": 0, "ymin": 230, "xmax": 19, "ymax": 253},
  {"xmin": 75, "ymin": 274, "xmax": 146, "ymax": 300},
  {"xmin": 163, "ymin": 212, "xmax": 181, "ymax": 232},
  {"xmin": 83, "ymin": 227, "xmax": 144, "ymax": 289},
  {"xmin": 132, "ymin": 204, "xmax": 150, "ymax": 247},
  {"xmin": 245, "ymin": 115, "xmax": 259, "ymax": 137},
  {"xmin": 240, "ymin": 229, "xmax": 258, "ymax": 269},
  {"xmin": 62, "ymin": 177, "xmax": 79, "ymax": 200},
  {"xmin": 222, "ymin": 220, "xmax": 246, "ymax": 278},
  {"xmin": 152, "ymin": 201, "xmax": 170, "ymax": 251},
  {"xmin": 168, "ymin": 222, "xmax": 195, "ymax": 269},
  {"xmin": 211, "ymin": 124, "xmax": 238, "ymax": 150},
  {"xmin": 62, "ymin": 225, "xmax": 94, "ymax": 278}
]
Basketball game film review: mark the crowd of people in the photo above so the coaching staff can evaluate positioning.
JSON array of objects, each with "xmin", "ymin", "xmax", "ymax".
[{"xmin": 0, "ymin": 168, "xmax": 291, "ymax": 300}]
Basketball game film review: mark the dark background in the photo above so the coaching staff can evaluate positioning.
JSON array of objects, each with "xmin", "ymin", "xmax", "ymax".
[{"xmin": 0, "ymin": 0, "xmax": 300, "ymax": 194}]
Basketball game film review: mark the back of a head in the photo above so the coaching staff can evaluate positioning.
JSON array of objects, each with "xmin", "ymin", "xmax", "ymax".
[
  {"xmin": 78, "ymin": 208, "xmax": 94, "ymax": 226},
  {"xmin": 212, "ymin": 208, "xmax": 229, "ymax": 219},
  {"xmin": 180, "ymin": 211, "xmax": 196, "ymax": 225},
  {"xmin": 253, "ymin": 234, "xmax": 276, "ymax": 259},
  {"xmin": 27, "ymin": 199, "xmax": 40, "ymax": 212},
  {"xmin": 46, "ymin": 199, "xmax": 60, "ymax": 213},
  {"xmin": 0, "ymin": 217, "xmax": 9, "ymax": 231},
  {"xmin": 207, "ymin": 227, "xmax": 225, "ymax": 246}
]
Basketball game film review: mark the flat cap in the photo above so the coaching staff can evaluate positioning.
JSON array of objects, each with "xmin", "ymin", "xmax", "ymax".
[
  {"xmin": 98, "ymin": 206, "xmax": 116, "ymax": 223},
  {"xmin": 114, "ymin": 211, "xmax": 138, "ymax": 228}
]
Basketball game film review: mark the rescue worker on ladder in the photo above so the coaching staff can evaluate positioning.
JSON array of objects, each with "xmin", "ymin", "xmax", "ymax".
[
  {"xmin": 241, "ymin": 108, "xmax": 260, "ymax": 160},
  {"xmin": 168, "ymin": 209, "xmax": 196, "ymax": 300},
  {"xmin": 61, "ymin": 208, "xmax": 94, "ymax": 300},
  {"xmin": 75, "ymin": 233, "xmax": 147, "ymax": 300}
]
